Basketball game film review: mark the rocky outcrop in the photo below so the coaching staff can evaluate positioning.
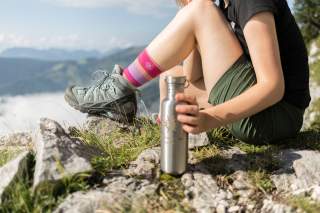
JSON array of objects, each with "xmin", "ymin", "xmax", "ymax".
[
  {"xmin": 33, "ymin": 118, "xmax": 101, "ymax": 191},
  {"xmin": 54, "ymin": 177, "xmax": 158, "ymax": 213},
  {"xmin": 1, "ymin": 116, "xmax": 320, "ymax": 212},
  {"xmin": 261, "ymin": 199, "xmax": 295, "ymax": 213},
  {"xmin": 271, "ymin": 149, "xmax": 320, "ymax": 200},
  {"xmin": 0, "ymin": 151, "xmax": 31, "ymax": 203},
  {"xmin": 181, "ymin": 164, "xmax": 235, "ymax": 213},
  {"xmin": 126, "ymin": 147, "xmax": 161, "ymax": 179},
  {"xmin": 0, "ymin": 132, "xmax": 33, "ymax": 153},
  {"xmin": 188, "ymin": 132, "xmax": 210, "ymax": 149}
]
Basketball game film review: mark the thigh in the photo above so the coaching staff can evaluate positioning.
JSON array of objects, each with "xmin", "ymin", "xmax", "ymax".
[{"xmin": 190, "ymin": 2, "xmax": 244, "ymax": 96}]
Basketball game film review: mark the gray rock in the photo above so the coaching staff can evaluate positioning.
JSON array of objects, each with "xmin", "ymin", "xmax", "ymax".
[
  {"xmin": 0, "ymin": 151, "xmax": 30, "ymax": 203},
  {"xmin": 222, "ymin": 147, "xmax": 248, "ymax": 172},
  {"xmin": 181, "ymin": 165, "xmax": 234, "ymax": 213},
  {"xmin": 33, "ymin": 118, "xmax": 101, "ymax": 191},
  {"xmin": 261, "ymin": 199, "xmax": 295, "ymax": 213},
  {"xmin": 126, "ymin": 146, "xmax": 199, "ymax": 179},
  {"xmin": 311, "ymin": 185, "xmax": 320, "ymax": 201},
  {"xmin": 83, "ymin": 116, "xmax": 138, "ymax": 147},
  {"xmin": 228, "ymin": 206, "xmax": 241, "ymax": 212},
  {"xmin": 54, "ymin": 176, "xmax": 158, "ymax": 213},
  {"xmin": 0, "ymin": 132, "xmax": 33, "ymax": 150},
  {"xmin": 125, "ymin": 147, "xmax": 160, "ymax": 179},
  {"xmin": 271, "ymin": 149, "xmax": 320, "ymax": 195},
  {"xmin": 188, "ymin": 132, "xmax": 210, "ymax": 150}
]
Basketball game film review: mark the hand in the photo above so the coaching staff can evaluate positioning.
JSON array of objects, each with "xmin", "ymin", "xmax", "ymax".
[{"xmin": 175, "ymin": 93, "xmax": 212, "ymax": 134}]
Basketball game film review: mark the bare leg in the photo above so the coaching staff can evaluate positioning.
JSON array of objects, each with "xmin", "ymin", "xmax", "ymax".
[{"xmin": 147, "ymin": 0, "xmax": 243, "ymax": 96}]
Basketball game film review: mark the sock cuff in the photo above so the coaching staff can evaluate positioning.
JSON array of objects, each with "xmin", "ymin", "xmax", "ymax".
[{"xmin": 138, "ymin": 49, "xmax": 162, "ymax": 78}]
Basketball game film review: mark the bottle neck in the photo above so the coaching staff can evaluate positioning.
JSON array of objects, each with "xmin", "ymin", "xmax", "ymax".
[{"xmin": 167, "ymin": 84, "xmax": 185, "ymax": 99}]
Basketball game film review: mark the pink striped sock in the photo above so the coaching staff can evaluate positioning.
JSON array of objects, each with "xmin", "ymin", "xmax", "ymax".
[{"xmin": 123, "ymin": 49, "xmax": 163, "ymax": 87}]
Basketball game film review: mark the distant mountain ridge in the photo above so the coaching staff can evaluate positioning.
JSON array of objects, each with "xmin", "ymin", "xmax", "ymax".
[
  {"xmin": 0, "ymin": 46, "xmax": 159, "ymax": 111},
  {"xmin": 0, "ymin": 47, "xmax": 118, "ymax": 61}
]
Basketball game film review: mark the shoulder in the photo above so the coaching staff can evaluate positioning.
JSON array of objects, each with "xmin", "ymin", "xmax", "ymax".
[{"xmin": 231, "ymin": 0, "xmax": 279, "ymax": 29}]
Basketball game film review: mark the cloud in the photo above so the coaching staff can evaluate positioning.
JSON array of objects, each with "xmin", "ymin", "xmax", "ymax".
[
  {"xmin": 43, "ymin": 0, "xmax": 177, "ymax": 16},
  {"xmin": 0, "ymin": 93, "xmax": 86, "ymax": 135},
  {"xmin": 0, "ymin": 33, "xmax": 133, "ymax": 51}
]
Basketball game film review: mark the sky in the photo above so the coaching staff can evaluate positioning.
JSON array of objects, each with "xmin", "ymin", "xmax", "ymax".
[{"xmin": 0, "ymin": 0, "xmax": 294, "ymax": 52}]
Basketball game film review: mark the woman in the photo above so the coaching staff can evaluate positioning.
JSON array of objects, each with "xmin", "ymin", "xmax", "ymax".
[{"xmin": 65, "ymin": 0, "xmax": 311, "ymax": 144}]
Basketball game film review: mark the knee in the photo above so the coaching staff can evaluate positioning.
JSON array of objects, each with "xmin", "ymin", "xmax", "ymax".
[
  {"xmin": 178, "ymin": 0, "xmax": 218, "ymax": 19},
  {"xmin": 187, "ymin": 0, "xmax": 219, "ymax": 16}
]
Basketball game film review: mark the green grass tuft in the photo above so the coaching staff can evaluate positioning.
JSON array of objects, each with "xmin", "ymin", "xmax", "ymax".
[
  {"xmin": 73, "ymin": 117, "xmax": 161, "ymax": 175},
  {"xmin": 0, "ymin": 149, "xmax": 23, "ymax": 167},
  {"xmin": 0, "ymin": 154, "xmax": 90, "ymax": 213},
  {"xmin": 288, "ymin": 196, "xmax": 320, "ymax": 213}
]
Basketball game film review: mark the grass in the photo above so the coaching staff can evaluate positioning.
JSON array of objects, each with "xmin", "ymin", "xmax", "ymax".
[
  {"xmin": 288, "ymin": 196, "xmax": 320, "ymax": 213},
  {"xmin": 1, "ymin": 114, "xmax": 320, "ymax": 212},
  {"xmin": 0, "ymin": 155, "xmax": 90, "ymax": 213},
  {"xmin": 72, "ymin": 117, "xmax": 161, "ymax": 175},
  {"xmin": 0, "ymin": 149, "xmax": 23, "ymax": 167}
]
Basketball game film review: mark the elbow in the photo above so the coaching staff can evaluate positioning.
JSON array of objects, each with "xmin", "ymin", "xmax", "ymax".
[
  {"xmin": 271, "ymin": 80, "xmax": 285, "ymax": 103},
  {"xmin": 261, "ymin": 80, "xmax": 285, "ymax": 105}
]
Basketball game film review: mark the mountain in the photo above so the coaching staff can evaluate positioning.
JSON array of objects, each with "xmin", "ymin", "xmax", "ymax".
[
  {"xmin": 0, "ymin": 46, "xmax": 159, "ymax": 111},
  {"xmin": 0, "ymin": 48, "xmax": 106, "ymax": 61}
]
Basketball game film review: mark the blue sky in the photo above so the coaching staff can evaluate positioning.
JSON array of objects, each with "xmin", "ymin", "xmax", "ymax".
[{"xmin": 0, "ymin": 0, "xmax": 294, "ymax": 52}]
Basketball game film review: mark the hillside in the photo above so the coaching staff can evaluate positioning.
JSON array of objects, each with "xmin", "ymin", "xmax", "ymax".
[
  {"xmin": 0, "ymin": 46, "xmax": 145, "ymax": 96},
  {"xmin": 0, "ymin": 48, "xmax": 105, "ymax": 61}
]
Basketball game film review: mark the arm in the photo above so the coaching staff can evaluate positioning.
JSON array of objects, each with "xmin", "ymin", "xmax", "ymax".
[{"xmin": 176, "ymin": 12, "xmax": 285, "ymax": 133}]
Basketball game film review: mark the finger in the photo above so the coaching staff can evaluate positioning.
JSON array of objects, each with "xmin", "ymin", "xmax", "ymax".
[
  {"xmin": 182, "ymin": 124, "xmax": 200, "ymax": 134},
  {"xmin": 175, "ymin": 93, "xmax": 198, "ymax": 105},
  {"xmin": 177, "ymin": 114, "xmax": 198, "ymax": 126},
  {"xmin": 176, "ymin": 105, "xmax": 199, "ymax": 115}
]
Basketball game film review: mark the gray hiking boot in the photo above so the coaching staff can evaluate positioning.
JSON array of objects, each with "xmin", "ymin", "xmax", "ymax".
[{"xmin": 64, "ymin": 64, "xmax": 139, "ymax": 123}]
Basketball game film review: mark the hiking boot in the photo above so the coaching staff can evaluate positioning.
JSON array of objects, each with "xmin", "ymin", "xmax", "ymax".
[{"xmin": 64, "ymin": 64, "xmax": 139, "ymax": 123}]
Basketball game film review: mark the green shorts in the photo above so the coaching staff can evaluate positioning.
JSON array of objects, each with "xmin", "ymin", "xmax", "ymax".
[{"xmin": 208, "ymin": 54, "xmax": 305, "ymax": 145}]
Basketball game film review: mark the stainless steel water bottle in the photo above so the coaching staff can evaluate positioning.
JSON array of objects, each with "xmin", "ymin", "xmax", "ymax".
[{"xmin": 160, "ymin": 76, "xmax": 188, "ymax": 175}]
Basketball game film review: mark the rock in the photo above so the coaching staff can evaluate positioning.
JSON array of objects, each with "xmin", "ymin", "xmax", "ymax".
[
  {"xmin": 83, "ymin": 116, "xmax": 138, "ymax": 147},
  {"xmin": 0, "ymin": 132, "xmax": 33, "ymax": 150},
  {"xmin": 221, "ymin": 147, "xmax": 248, "ymax": 172},
  {"xmin": 54, "ymin": 176, "xmax": 158, "ymax": 213},
  {"xmin": 0, "ymin": 151, "xmax": 31, "ymax": 203},
  {"xmin": 33, "ymin": 118, "xmax": 101, "ymax": 191},
  {"xmin": 188, "ymin": 132, "xmax": 210, "ymax": 149},
  {"xmin": 231, "ymin": 171, "xmax": 255, "ymax": 205},
  {"xmin": 261, "ymin": 199, "xmax": 295, "ymax": 213},
  {"xmin": 228, "ymin": 205, "xmax": 241, "ymax": 212},
  {"xmin": 311, "ymin": 185, "xmax": 320, "ymax": 201},
  {"xmin": 125, "ymin": 147, "xmax": 160, "ymax": 179},
  {"xmin": 181, "ymin": 165, "xmax": 234, "ymax": 212},
  {"xmin": 271, "ymin": 149, "xmax": 320, "ymax": 195}
]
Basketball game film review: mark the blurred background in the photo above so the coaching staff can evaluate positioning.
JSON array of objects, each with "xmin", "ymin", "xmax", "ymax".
[{"xmin": 0, "ymin": 0, "xmax": 319, "ymax": 134}]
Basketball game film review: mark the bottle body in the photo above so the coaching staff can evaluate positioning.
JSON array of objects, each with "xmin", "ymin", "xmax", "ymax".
[{"xmin": 160, "ymin": 76, "xmax": 188, "ymax": 175}]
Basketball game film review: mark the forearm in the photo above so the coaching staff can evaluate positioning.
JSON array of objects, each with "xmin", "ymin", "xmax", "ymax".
[{"xmin": 204, "ymin": 82, "xmax": 284, "ymax": 129}]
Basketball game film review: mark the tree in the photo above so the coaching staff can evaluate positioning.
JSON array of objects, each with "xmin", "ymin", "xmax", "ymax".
[{"xmin": 294, "ymin": 0, "xmax": 320, "ymax": 44}]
